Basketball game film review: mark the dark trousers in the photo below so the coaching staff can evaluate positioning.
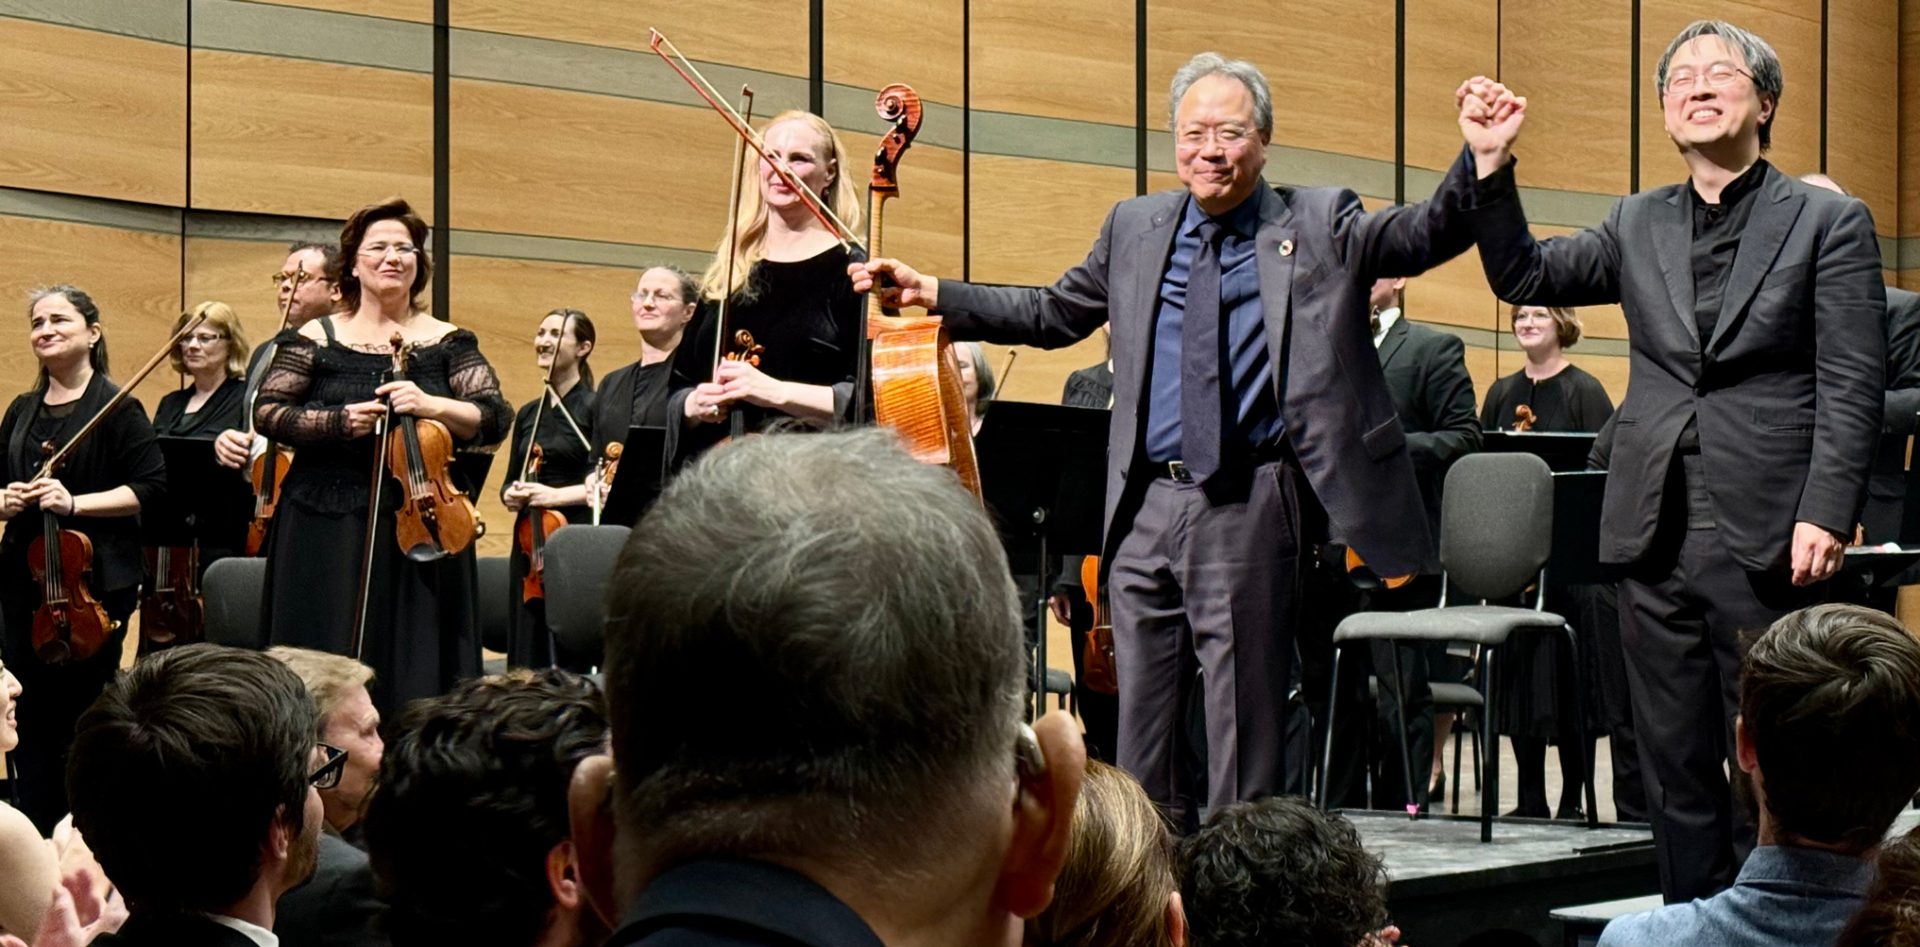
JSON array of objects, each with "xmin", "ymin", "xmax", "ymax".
[
  {"xmin": 1618, "ymin": 456, "xmax": 1820, "ymax": 902},
  {"xmin": 1110, "ymin": 460, "xmax": 1297, "ymax": 828}
]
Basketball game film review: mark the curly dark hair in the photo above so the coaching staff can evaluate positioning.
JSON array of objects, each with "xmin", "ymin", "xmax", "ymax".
[
  {"xmin": 1836, "ymin": 824, "xmax": 1920, "ymax": 947},
  {"xmin": 362, "ymin": 669, "xmax": 608, "ymax": 947},
  {"xmin": 1177, "ymin": 796, "xmax": 1387, "ymax": 947}
]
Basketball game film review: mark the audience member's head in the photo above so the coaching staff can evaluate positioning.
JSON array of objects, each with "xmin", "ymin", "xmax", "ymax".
[
  {"xmin": 269, "ymin": 646, "xmax": 383, "ymax": 833},
  {"xmin": 1835, "ymin": 824, "xmax": 1920, "ymax": 947},
  {"xmin": 364, "ymin": 669, "xmax": 609, "ymax": 947},
  {"xmin": 1178, "ymin": 796, "xmax": 1387, "ymax": 947},
  {"xmin": 1028, "ymin": 759, "xmax": 1184, "ymax": 947},
  {"xmin": 575, "ymin": 429, "xmax": 1085, "ymax": 945},
  {"xmin": 1738, "ymin": 603, "xmax": 1920, "ymax": 853},
  {"xmin": 68, "ymin": 644, "xmax": 322, "ymax": 922}
]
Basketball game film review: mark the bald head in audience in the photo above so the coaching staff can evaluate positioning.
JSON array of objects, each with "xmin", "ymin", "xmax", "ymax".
[{"xmin": 570, "ymin": 429, "xmax": 1085, "ymax": 947}]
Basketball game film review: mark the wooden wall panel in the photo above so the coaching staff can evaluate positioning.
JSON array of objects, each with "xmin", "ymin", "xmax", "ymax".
[
  {"xmin": 1826, "ymin": 0, "xmax": 1899, "ymax": 234},
  {"xmin": 840, "ymin": 135, "xmax": 964, "ymax": 277},
  {"xmin": 192, "ymin": 51, "xmax": 433, "ymax": 221},
  {"xmin": 823, "ymin": 0, "xmax": 964, "ymax": 106},
  {"xmin": 1568, "ymin": 351, "xmax": 1629, "ymax": 403},
  {"xmin": 1500, "ymin": 0, "xmax": 1632, "ymax": 195},
  {"xmin": 970, "ymin": 0, "xmax": 1133, "ymax": 124},
  {"xmin": 0, "ymin": 19, "xmax": 185, "ymax": 206},
  {"xmin": 0, "ymin": 215, "xmax": 182, "ymax": 409},
  {"xmin": 450, "ymin": 0, "xmax": 808, "ymax": 75},
  {"xmin": 182, "ymin": 238, "xmax": 301, "ymax": 351},
  {"xmin": 450, "ymin": 80, "xmax": 729, "ymax": 248},
  {"xmin": 1905, "ymin": 0, "xmax": 1920, "ymax": 239},
  {"xmin": 1637, "ymin": 1, "xmax": 1822, "ymax": 187},
  {"xmin": 448, "ymin": 254, "xmax": 655, "ymax": 556},
  {"xmin": 253, "ymin": 0, "xmax": 434, "ymax": 22},
  {"xmin": 1404, "ymin": 0, "xmax": 1497, "ymax": 171},
  {"xmin": 1146, "ymin": 0, "xmax": 1396, "ymax": 163}
]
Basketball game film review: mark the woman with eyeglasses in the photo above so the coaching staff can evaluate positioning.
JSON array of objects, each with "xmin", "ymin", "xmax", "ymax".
[
  {"xmin": 671, "ymin": 111, "xmax": 865, "ymax": 456},
  {"xmin": 0, "ymin": 285, "xmax": 165, "ymax": 832},
  {"xmin": 585, "ymin": 267, "xmax": 699, "ymax": 477},
  {"xmin": 1478, "ymin": 303, "xmax": 1614, "ymax": 821},
  {"xmin": 253, "ymin": 197, "xmax": 511, "ymax": 720},
  {"xmin": 500, "ymin": 307, "xmax": 598, "ymax": 669}
]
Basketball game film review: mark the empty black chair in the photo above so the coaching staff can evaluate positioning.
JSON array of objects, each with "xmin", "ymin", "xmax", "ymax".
[
  {"xmin": 476, "ymin": 555, "xmax": 512, "ymax": 654},
  {"xmin": 203, "ymin": 556, "xmax": 268, "ymax": 649},
  {"xmin": 544, "ymin": 525, "xmax": 631, "ymax": 670}
]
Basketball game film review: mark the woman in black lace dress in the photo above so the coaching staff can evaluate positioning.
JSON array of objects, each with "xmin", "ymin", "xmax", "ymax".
[{"xmin": 254, "ymin": 199, "xmax": 510, "ymax": 716}]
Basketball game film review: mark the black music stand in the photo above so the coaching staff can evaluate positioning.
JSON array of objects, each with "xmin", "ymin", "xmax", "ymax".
[
  {"xmin": 1833, "ymin": 548, "xmax": 1920, "ymax": 607},
  {"xmin": 1548, "ymin": 470, "xmax": 1613, "ymax": 585},
  {"xmin": 150, "ymin": 436, "xmax": 252, "ymax": 556},
  {"xmin": 1483, "ymin": 430, "xmax": 1598, "ymax": 473},
  {"xmin": 975, "ymin": 402, "xmax": 1108, "ymax": 713},
  {"xmin": 601, "ymin": 426, "xmax": 669, "ymax": 528}
]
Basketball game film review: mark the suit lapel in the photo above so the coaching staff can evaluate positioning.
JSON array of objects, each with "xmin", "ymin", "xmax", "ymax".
[
  {"xmin": 1252, "ymin": 187, "xmax": 1296, "ymax": 379},
  {"xmin": 1131, "ymin": 201, "xmax": 1182, "ymax": 371},
  {"xmin": 1650, "ymin": 190, "xmax": 1698, "ymax": 349},
  {"xmin": 1376, "ymin": 314, "xmax": 1408, "ymax": 368},
  {"xmin": 1708, "ymin": 168, "xmax": 1803, "ymax": 353}
]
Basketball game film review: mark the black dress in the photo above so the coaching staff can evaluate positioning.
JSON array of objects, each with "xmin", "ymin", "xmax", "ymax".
[
  {"xmin": 0, "ymin": 375, "xmax": 165, "ymax": 831},
  {"xmin": 502, "ymin": 380, "xmax": 594, "ymax": 669},
  {"xmin": 1479, "ymin": 363, "xmax": 1614, "ymax": 742},
  {"xmin": 253, "ymin": 322, "xmax": 511, "ymax": 719},
  {"xmin": 147, "ymin": 378, "xmax": 251, "ymax": 576},
  {"xmin": 667, "ymin": 245, "xmax": 865, "ymax": 460}
]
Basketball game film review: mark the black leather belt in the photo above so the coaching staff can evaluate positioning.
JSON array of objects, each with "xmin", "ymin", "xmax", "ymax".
[{"xmin": 1146, "ymin": 444, "xmax": 1293, "ymax": 482}]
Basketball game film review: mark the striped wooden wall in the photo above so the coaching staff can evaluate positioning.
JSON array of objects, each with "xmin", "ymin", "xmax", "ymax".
[{"xmin": 0, "ymin": 0, "xmax": 1912, "ymax": 555}]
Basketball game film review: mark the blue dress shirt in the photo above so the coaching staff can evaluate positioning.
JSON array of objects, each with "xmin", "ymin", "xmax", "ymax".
[{"xmin": 1598, "ymin": 845, "xmax": 1876, "ymax": 947}]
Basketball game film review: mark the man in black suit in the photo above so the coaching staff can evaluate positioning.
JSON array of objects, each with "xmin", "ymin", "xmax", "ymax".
[
  {"xmin": 854, "ymin": 52, "xmax": 1505, "ymax": 824},
  {"xmin": 1463, "ymin": 20, "xmax": 1884, "ymax": 901},
  {"xmin": 69, "ymin": 644, "xmax": 325, "ymax": 946},
  {"xmin": 570, "ymin": 430, "xmax": 1084, "ymax": 946},
  {"xmin": 363, "ymin": 669, "xmax": 608, "ymax": 947}
]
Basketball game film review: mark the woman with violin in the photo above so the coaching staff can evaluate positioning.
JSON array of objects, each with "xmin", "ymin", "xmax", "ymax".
[
  {"xmin": 254, "ymin": 198, "xmax": 511, "ymax": 718},
  {"xmin": 673, "ymin": 110, "xmax": 866, "ymax": 453},
  {"xmin": 591, "ymin": 266, "xmax": 698, "ymax": 461},
  {"xmin": 1479, "ymin": 303, "xmax": 1614, "ymax": 820},
  {"xmin": 500, "ymin": 308, "xmax": 596, "ymax": 669},
  {"xmin": 138, "ymin": 301, "xmax": 255, "ymax": 653},
  {"xmin": 0, "ymin": 285, "xmax": 165, "ymax": 832}
]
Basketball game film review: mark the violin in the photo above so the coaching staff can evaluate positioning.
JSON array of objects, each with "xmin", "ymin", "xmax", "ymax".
[
  {"xmin": 26, "ymin": 312, "xmax": 207, "ymax": 664},
  {"xmin": 28, "ymin": 445, "xmax": 113, "ymax": 665},
  {"xmin": 1078, "ymin": 556, "xmax": 1119, "ymax": 695},
  {"xmin": 247, "ymin": 271, "xmax": 305, "ymax": 555},
  {"xmin": 1514, "ymin": 404, "xmax": 1537, "ymax": 432},
  {"xmin": 138, "ymin": 542, "xmax": 203, "ymax": 651},
  {"xmin": 383, "ymin": 334, "xmax": 480, "ymax": 561},
  {"xmin": 591, "ymin": 441, "xmax": 622, "ymax": 525},
  {"xmin": 514, "ymin": 446, "xmax": 566, "ymax": 604}
]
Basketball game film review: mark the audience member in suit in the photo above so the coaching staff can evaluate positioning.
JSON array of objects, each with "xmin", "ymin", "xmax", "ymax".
[
  {"xmin": 1465, "ymin": 21, "xmax": 1884, "ymax": 900},
  {"xmin": 363, "ymin": 669, "xmax": 608, "ymax": 947},
  {"xmin": 69, "ymin": 644, "xmax": 326, "ymax": 947},
  {"xmin": 1481, "ymin": 304, "xmax": 1614, "ymax": 820},
  {"xmin": 1178, "ymin": 796, "xmax": 1395, "ymax": 947},
  {"xmin": 1834, "ymin": 824, "xmax": 1920, "ymax": 947},
  {"xmin": 1600, "ymin": 604, "xmax": 1920, "ymax": 946},
  {"xmin": 1028, "ymin": 759, "xmax": 1184, "ymax": 947},
  {"xmin": 269, "ymin": 647, "xmax": 386, "ymax": 947},
  {"xmin": 269, "ymin": 647, "xmax": 382, "ymax": 840},
  {"xmin": 570, "ymin": 429, "xmax": 1085, "ymax": 947},
  {"xmin": 1800, "ymin": 174, "xmax": 1920, "ymax": 549},
  {"xmin": 1049, "ymin": 325, "xmax": 1122, "ymax": 765}
]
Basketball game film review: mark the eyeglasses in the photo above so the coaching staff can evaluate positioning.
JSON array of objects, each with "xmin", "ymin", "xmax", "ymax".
[
  {"xmin": 630, "ymin": 290, "xmax": 682, "ymax": 304},
  {"xmin": 357, "ymin": 243, "xmax": 419, "ymax": 260},
  {"xmin": 309, "ymin": 742, "xmax": 349, "ymax": 790},
  {"xmin": 1662, "ymin": 64, "xmax": 1754, "ymax": 97},
  {"xmin": 1176, "ymin": 123, "xmax": 1255, "ymax": 149},
  {"xmin": 181, "ymin": 332, "xmax": 227, "ymax": 346},
  {"xmin": 269, "ymin": 271, "xmax": 328, "ymax": 287}
]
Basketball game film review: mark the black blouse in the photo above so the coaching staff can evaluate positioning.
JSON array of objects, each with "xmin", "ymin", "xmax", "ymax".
[
  {"xmin": 504, "ymin": 380, "xmax": 596, "ymax": 526},
  {"xmin": 589, "ymin": 360, "xmax": 672, "ymax": 460},
  {"xmin": 1480, "ymin": 362, "xmax": 1614, "ymax": 434},
  {"xmin": 1, "ymin": 374, "xmax": 167, "ymax": 593},
  {"xmin": 152, "ymin": 378, "xmax": 246, "ymax": 438}
]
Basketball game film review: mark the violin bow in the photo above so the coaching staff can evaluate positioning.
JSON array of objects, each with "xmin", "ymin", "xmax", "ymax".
[
  {"xmin": 542, "ymin": 380, "xmax": 593, "ymax": 451},
  {"xmin": 713, "ymin": 85, "xmax": 755, "ymax": 372},
  {"xmin": 348, "ymin": 333, "xmax": 407, "ymax": 660},
  {"xmin": 518, "ymin": 311, "xmax": 569, "ymax": 485}
]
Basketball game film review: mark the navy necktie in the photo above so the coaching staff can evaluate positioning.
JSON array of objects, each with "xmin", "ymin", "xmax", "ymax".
[{"xmin": 1181, "ymin": 220, "xmax": 1226, "ymax": 481}]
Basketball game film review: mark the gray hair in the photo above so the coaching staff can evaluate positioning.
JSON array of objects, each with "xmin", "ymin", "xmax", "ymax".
[
  {"xmin": 1655, "ymin": 20, "xmax": 1784, "ymax": 149},
  {"xmin": 1169, "ymin": 52, "xmax": 1273, "ymax": 135},
  {"xmin": 601, "ymin": 429, "xmax": 1027, "ymax": 881},
  {"xmin": 642, "ymin": 263, "xmax": 699, "ymax": 306}
]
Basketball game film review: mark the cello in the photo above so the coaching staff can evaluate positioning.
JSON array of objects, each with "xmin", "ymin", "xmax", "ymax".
[
  {"xmin": 29, "ymin": 312, "xmax": 208, "ymax": 664},
  {"xmin": 648, "ymin": 31, "xmax": 979, "ymax": 495}
]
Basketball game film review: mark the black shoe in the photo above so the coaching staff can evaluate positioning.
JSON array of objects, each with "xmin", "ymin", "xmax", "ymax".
[
  {"xmin": 1505, "ymin": 803, "xmax": 1550, "ymax": 819},
  {"xmin": 1429, "ymin": 773, "xmax": 1446, "ymax": 803},
  {"xmin": 1555, "ymin": 803, "xmax": 1585, "ymax": 821}
]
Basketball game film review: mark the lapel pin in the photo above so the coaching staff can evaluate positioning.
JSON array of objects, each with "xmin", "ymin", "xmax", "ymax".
[{"xmin": 1279, "ymin": 239, "xmax": 1295, "ymax": 257}]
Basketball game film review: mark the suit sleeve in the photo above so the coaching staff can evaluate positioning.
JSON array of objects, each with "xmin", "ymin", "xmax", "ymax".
[
  {"xmin": 1468, "ymin": 161, "xmax": 1625, "ymax": 307},
  {"xmin": 1883, "ymin": 290, "xmax": 1920, "ymax": 435},
  {"xmin": 1798, "ymin": 201, "xmax": 1887, "ymax": 534},
  {"xmin": 1405, "ymin": 332, "xmax": 1481, "ymax": 476},
  {"xmin": 936, "ymin": 208, "xmax": 1115, "ymax": 349},
  {"xmin": 1335, "ymin": 146, "xmax": 1479, "ymax": 281}
]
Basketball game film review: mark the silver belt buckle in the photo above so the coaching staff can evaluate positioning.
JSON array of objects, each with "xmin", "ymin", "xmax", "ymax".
[{"xmin": 1167, "ymin": 460, "xmax": 1193, "ymax": 483}]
